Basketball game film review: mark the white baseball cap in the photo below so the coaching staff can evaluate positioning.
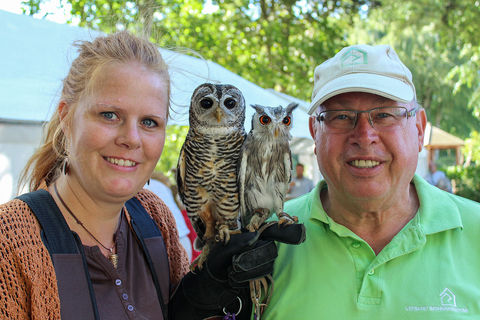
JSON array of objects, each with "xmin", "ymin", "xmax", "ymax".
[{"xmin": 308, "ymin": 44, "xmax": 416, "ymax": 115}]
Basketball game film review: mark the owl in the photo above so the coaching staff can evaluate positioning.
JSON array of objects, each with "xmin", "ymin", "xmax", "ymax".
[
  {"xmin": 176, "ymin": 83, "xmax": 246, "ymax": 264},
  {"xmin": 238, "ymin": 103, "xmax": 299, "ymax": 232}
]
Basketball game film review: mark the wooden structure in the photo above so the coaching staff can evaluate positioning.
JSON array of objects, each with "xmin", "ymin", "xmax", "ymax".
[{"xmin": 424, "ymin": 122, "xmax": 465, "ymax": 165}]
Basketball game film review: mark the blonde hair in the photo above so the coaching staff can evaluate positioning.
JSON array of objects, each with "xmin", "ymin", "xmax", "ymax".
[{"xmin": 20, "ymin": 31, "xmax": 170, "ymax": 191}]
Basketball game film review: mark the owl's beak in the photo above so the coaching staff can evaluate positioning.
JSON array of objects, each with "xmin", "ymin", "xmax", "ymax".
[
  {"xmin": 274, "ymin": 127, "xmax": 279, "ymax": 137},
  {"xmin": 215, "ymin": 108, "xmax": 222, "ymax": 122}
]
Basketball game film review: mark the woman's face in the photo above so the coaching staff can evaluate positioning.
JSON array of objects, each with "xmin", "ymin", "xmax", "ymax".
[{"xmin": 64, "ymin": 61, "xmax": 168, "ymax": 203}]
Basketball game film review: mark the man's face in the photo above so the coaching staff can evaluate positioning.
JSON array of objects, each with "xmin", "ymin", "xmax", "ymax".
[
  {"xmin": 296, "ymin": 165, "xmax": 304, "ymax": 178},
  {"xmin": 309, "ymin": 92, "xmax": 426, "ymax": 202}
]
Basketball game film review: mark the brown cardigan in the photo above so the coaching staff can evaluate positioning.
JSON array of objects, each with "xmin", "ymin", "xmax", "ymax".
[{"xmin": 0, "ymin": 188, "xmax": 189, "ymax": 319}]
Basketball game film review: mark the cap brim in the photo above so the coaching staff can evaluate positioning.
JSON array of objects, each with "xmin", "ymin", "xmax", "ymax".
[{"xmin": 308, "ymin": 73, "xmax": 415, "ymax": 115}]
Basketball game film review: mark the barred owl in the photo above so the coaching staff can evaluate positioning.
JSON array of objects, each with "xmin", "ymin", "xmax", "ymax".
[
  {"xmin": 238, "ymin": 103, "xmax": 299, "ymax": 232},
  {"xmin": 176, "ymin": 83, "xmax": 246, "ymax": 264}
]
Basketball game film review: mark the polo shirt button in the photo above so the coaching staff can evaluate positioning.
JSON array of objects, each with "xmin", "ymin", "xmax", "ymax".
[
  {"xmin": 127, "ymin": 305, "xmax": 134, "ymax": 312},
  {"xmin": 368, "ymin": 269, "xmax": 375, "ymax": 275},
  {"xmin": 115, "ymin": 279, "xmax": 122, "ymax": 286},
  {"xmin": 352, "ymin": 242, "xmax": 361, "ymax": 248},
  {"xmin": 122, "ymin": 293, "xmax": 129, "ymax": 300}
]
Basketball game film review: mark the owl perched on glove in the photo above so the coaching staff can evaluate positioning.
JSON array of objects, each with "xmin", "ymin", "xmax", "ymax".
[
  {"xmin": 238, "ymin": 103, "xmax": 299, "ymax": 232},
  {"xmin": 176, "ymin": 83, "xmax": 246, "ymax": 265}
]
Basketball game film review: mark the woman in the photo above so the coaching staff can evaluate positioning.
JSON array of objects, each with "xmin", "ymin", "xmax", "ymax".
[
  {"xmin": 0, "ymin": 31, "xmax": 188, "ymax": 319},
  {"xmin": 0, "ymin": 31, "xmax": 304, "ymax": 320}
]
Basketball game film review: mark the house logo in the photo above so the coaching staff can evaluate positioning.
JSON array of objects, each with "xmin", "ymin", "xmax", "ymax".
[
  {"xmin": 405, "ymin": 287, "xmax": 468, "ymax": 313},
  {"xmin": 341, "ymin": 47, "xmax": 368, "ymax": 67},
  {"xmin": 440, "ymin": 288, "xmax": 456, "ymax": 307}
]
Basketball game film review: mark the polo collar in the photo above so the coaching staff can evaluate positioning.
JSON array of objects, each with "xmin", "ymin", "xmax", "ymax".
[
  {"xmin": 309, "ymin": 175, "xmax": 463, "ymax": 235},
  {"xmin": 412, "ymin": 174, "xmax": 463, "ymax": 234}
]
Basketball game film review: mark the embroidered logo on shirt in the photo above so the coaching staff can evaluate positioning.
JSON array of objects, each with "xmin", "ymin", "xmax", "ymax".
[
  {"xmin": 440, "ymin": 288, "xmax": 456, "ymax": 307},
  {"xmin": 405, "ymin": 288, "xmax": 468, "ymax": 314}
]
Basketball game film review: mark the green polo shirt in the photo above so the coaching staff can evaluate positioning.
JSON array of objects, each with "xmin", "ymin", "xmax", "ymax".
[{"xmin": 263, "ymin": 175, "xmax": 480, "ymax": 319}]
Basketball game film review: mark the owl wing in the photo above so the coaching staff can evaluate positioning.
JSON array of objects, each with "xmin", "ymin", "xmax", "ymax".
[
  {"xmin": 285, "ymin": 149, "xmax": 293, "ymax": 184},
  {"xmin": 237, "ymin": 142, "xmax": 249, "ymax": 228},
  {"xmin": 278, "ymin": 148, "xmax": 293, "ymax": 200},
  {"xmin": 175, "ymin": 142, "xmax": 186, "ymax": 203},
  {"xmin": 175, "ymin": 140, "xmax": 207, "ymax": 249}
]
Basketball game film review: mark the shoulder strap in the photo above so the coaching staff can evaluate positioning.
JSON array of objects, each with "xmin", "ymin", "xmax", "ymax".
[
  {"xmin": 17, "ymin": 190, "xmax": 77, "ymax": 254},
  {"xmin": 126, "ymin": 196, "xmax": 170, "ymax": 320},
  {"xmin": 17, "ymin": 190, "xmax": 99, "ymax": 320}
]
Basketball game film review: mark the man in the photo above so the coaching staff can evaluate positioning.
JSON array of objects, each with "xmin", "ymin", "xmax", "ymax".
[
  {"xmin": 287, "ymin": 163, "xmax": 315, "ymax": 200},
  {"xmin": 425, "ymin": 160, "xmax": 453, "ymax": 192},
  {"xmin": 263, "ymin": 44, "xmax": 480, "ymax": 319}
]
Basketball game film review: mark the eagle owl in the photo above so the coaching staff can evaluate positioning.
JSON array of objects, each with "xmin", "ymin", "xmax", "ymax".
[
  {"xmin": 238, "ymin": 103, "xmax": 298, "ymax": 232},
  {"xmin": 176, "ymin": 83, "xmax": 246, "ymax": 263}
]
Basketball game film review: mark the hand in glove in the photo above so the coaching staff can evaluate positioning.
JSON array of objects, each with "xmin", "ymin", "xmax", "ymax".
[{"xmin": 168, "ymin": 222, "xmax": 306, "ymax": 320}]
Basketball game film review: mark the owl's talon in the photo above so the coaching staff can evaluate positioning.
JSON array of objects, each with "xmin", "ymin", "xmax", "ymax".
[
  {"xmin": 277, "ymin": 212, "xmax": 298, "ymax": 226},
  {"xmin": 190, "ymin": 250, "xmax": 208, "ymax": 271},
  {"xmin": 190, "ymin": 243, "xmax": 209, "ymax": 271},
  {"xmin": 217, "ymin": 224, "xmax": 238, "ymax": 243},
  {"xmin": 246, "ymin": 208, "xmax": 270, "ymax": 232}
]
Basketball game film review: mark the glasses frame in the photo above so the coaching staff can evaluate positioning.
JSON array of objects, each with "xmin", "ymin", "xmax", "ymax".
[{"xmin": 315, "ymin": 106, "xmax": 419, "ymax": 133}]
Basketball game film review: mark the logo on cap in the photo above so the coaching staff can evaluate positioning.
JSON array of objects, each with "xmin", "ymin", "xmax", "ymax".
[{"xmin": 341, "ymin": 47, "xmax": 368, "ymax": 67}]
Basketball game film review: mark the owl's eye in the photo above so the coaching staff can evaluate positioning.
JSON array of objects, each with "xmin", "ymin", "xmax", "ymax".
[
  {"xmin": 200, "ymin": 98, "xmax": 213, "ymax": 109},
  {"xmin": 282, "ymin": 116, "xmax": 291, "ymax": 126},
  {"xmin": 224, "ymin": 98, "xmax": 236, "ymax": 109},
  {"xmin": 259, "ymin": 115, "xmax": 271, "ymax": 125}
]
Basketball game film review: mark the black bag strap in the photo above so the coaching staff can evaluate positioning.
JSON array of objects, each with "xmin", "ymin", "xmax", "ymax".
[
  {"xmin": 17, "ymin": 190, "xmax": 99, "ymax": 320},
  {"xmin": 17, "ymin": 189, "xmax": 77, "ymax": 254},
  {"xmin": 126, "ymin": 196, "xmax": 169, "ymax": 320}
]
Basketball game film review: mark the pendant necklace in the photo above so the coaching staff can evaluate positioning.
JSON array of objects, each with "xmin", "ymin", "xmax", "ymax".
[{"xmin": 54, "ymin": 183, "xmax": 119, "ymax": 268}]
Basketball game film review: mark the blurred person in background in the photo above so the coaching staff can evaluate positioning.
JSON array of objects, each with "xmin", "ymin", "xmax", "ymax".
[
  {"xmin": 286, "ymin": 163, "xmax": 314, "ymax": 200},
  {"xmin": 425, "ymin": 160, "xmax": 452, "ymax": 192}
]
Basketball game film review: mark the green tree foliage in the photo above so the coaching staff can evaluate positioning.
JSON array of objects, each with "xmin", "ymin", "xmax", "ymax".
[
  {"xmin": 155, "ymin": 125, "xmax": 188, "ymax": 177},
  {"xmin": 347, "ymin": 1, "xmax": 480, "ymax": 139},
  {"xmin": 447, "ymin": 164, "xmax": 480, "ymax": 202},
  {"xmin": 398, "ymin": 0, "xmax": 480, "ymax": 117},
  {"xmin": 463, "ymin": 131, "xmax": 480, "ymax": 165}
]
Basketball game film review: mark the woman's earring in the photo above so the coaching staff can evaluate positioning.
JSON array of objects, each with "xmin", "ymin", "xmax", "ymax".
[
  {"xmin": 62, "ymin": 158, "xmax": 69, "ymax": 175},
  {"xmin": 147, "ymin": 179, "xmax": 150, "ymax": 186}
]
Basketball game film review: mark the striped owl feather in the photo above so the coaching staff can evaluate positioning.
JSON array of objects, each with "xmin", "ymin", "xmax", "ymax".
[{"xmin": 176, "ymin": 83, "xmax": 246, "ymax": 266}]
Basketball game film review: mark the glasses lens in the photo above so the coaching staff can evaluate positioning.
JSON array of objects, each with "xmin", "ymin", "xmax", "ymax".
[
  {"xmin": 319, "ymin": 110, "xmax": 356, "ymax": 132},
  {"xmin": 370, "ymin": 107, "xmax": 407, "ymax": 129}
]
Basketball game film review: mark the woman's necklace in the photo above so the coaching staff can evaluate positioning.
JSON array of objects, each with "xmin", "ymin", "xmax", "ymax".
[{"xmin": 53, "ymin": 183, "xmax": 119, "ymax": 268}]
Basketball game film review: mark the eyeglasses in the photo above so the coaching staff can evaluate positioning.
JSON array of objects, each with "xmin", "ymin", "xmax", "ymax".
[{"xmin": 314, "ymin": 106, "xmax": 419, "ymax": 133}]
